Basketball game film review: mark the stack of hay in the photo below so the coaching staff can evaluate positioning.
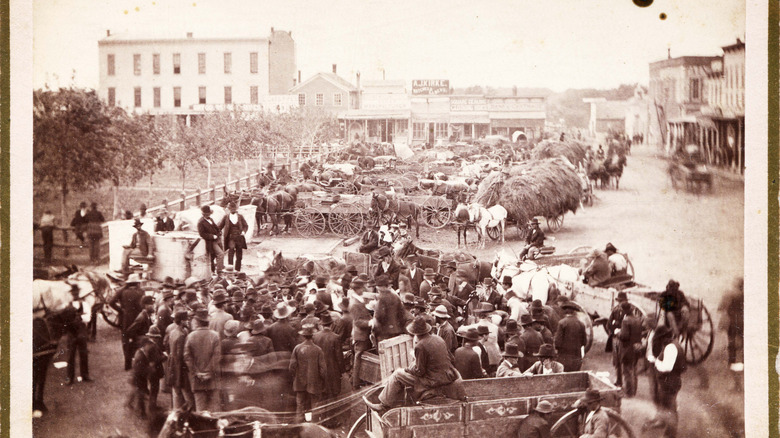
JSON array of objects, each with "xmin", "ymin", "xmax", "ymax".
[
  {"xmin": 473, "ymin": 158, "xmax": 582, "ymax": 225},
  {"xmin": 531, "ymin": 140, "xmax": 588, "ymax": 166}
]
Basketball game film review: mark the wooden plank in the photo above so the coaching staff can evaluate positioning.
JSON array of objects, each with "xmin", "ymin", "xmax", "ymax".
[
  {"xmin": 462, "ymin": 373, "xmax": 591, "ymax": 400},
  {"xmin": 465, "ymin": 417, "xmax": 527, "ymax": 438},
  {"xmin": 467, "ymin": 398, "xmax": 529, "ymax": 421},
  {"xmin": 401, "ymin": 404, "xmax": 463, "ymax": 426},
  {"xmin": 378, "ymin": 335, "xmax": 413, "ymax": 380}
]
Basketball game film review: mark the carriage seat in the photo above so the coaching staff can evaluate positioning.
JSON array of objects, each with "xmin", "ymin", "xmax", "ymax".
[{"xmin": 407, "ymin": 379, "xmax": 467, "ymax": 406}]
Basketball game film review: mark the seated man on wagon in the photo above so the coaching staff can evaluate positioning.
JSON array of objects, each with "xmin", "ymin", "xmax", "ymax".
[
  {"xmin": 359, "ymin": 223, "xmax": 380, "ymax": 254},
  {"xmin": 658, "ymin": 279, "xmax": 690, "ymax": 338},
  {"xmin": 519, "ymin": 218, "xmax": 545, "ymax": 260},
  {"xmin": 604, "ymin": 243, "xmax": 628, "ymax": 276},
  {"xmin": 581, "ymin": 249, "xmax": 611, "ymax": 287}
]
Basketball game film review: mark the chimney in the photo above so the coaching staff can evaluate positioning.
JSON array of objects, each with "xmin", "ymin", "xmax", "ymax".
[
  {"xmin": 332, "ymin": 64, "xmax": 337, "ymax": 74},
  {"xmin": 298, "ymin": 70, "xmax": 301, "ymax": 84},
  {"xmin": 667, "ymin": 48, "xmax": 671, "ymax": 59},
  {"xmin": 106, "ymin": 29, "xmax": 111, "ymax": 37},
  {"xmin": 186, "ymin": 32, "xmax": 193, "ymax": 38}
]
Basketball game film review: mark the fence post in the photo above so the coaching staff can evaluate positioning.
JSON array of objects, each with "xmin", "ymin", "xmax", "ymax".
[
  {"xmin": 180, "ymin": 192, "xmax": 186, "ymax": 211},
  {"xmin": 63, "ymin": 227, "xmax": 70, "ymax": 258},
  {"xmin": 195, "ymin": 187, "xmax": 202, "ymax": 207},
  {"xmin": 210, "ymin": 186, "xmax": 216, "ymax": 204}
]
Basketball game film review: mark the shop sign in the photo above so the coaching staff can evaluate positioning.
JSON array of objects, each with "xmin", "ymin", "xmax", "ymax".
[
  {"xmin": 450, "ymin": 97, "xmax": 488, "ymax": 111},
  {"xmin": 412, "ymin": 79, "xmax": 450, "ymax": 95},
  {"xmin": 488, "ymin": 99, "xmax": 545, "ymax": 112}
]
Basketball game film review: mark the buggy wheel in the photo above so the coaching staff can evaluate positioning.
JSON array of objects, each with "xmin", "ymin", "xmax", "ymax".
[
  {"xmin": 294, "ymin": 208, "xmax": 327, "ymax": 236},
  {"xmin": 486, "ymin": 225, "xmax": 501, "ymax": 241},
  {"xmin": 547, "ymin": 214, "xmax": 564, "ymax": 233},
  {"xmin": 680, "ymin": 304, "xmax": 714, "ymax": 365},
  {"xmin": 329, "ymin": 205, "xmax": 365, "ymax": 237},
  {"xmin": 551, "ymin": 407, "xmax": 635, "ymax": 438},
  {"xmin": 335, "ymin": 180, "xmax": 358, "ymax": 194},
  {"xmin": 346, "ymin": 412, "xmax": 369, "ymax": 438},
  {"xmin": 101, "ymin": 305, "xmax": 121, "ymax": 328},
  {"xmin": 422, "ymin": 196, "xmax": 451, "ymax": 229}
]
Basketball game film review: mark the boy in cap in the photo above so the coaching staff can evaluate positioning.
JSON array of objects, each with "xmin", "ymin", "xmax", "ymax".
[
  {"xmin": 289, "ymin": 324, "xmax": 326, "ymax": 423},
  {"xmin": 523, "ymin": 344, "xmax": 564, "ymax": 375},
  {"xmin": 454, "ymin": 327, "xmax": 486, "ymax": 379},
  {"xmin": 496, "ymin": 343, "xmax": 524, "ymax": 377},
  {"xmin": 516, "ymin": 400, "xmax": 553, "ymax": 438},
  {"xmin": 184, "ymin": 308, "xmax": 222, "ymax": 413}
]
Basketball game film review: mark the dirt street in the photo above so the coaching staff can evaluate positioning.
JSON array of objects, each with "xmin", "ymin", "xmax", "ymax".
[{"xmin": 32, "ymin": 144, "xmax": 745, "ymax": 437}]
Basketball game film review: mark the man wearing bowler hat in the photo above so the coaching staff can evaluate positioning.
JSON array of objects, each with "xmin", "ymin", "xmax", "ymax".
[
  {"xmin": 606, "ymin": 291, "xmax": 629, "ymax": 358},
  {"xmin": 197, "ymin": 205, "xmax": 225, "ymax": 275},
  {"xmin": 519, "ymin": 218, "xmax": 545, "ymax": 260},
  {"xmin": 496, "ymin": 343, "xmax": 524, "ymax": 377},
  {"xmin": 121, "ymin": 218, "xmax": 156, "ymax": 278},
  {"xmin": 554, "ymin": 302, "xmax": 588, "ymax": 372},
  {"xmin": 454, "ymin": 327, "xmax": 486, "ymax": 379},
  {"xmin": 419, "ymin": 268, "xmax": 437, "ymax": 301},
  {"xmin": 524, "ymin": 344, "xmax": 564, "ymax": 375},
  {"xmin": 516, "ymin": 400, "xmax": 554, "ymax": 438},
  {"xmin": 373, "ymin": 246, "xmax": 401, "ymax": 289},
  {"xmin": 110, "ymin": 273, "xmax": 146, "ymax": 370},
  {"xmin": 289, "ymin": 324, "xmax": 326, "ymax": 423},
  {"xmin": 575, "ymin": 388, "xmax": 610, "ymax": 437},
  {"xmin": 184, "ymin": 308, "xmax": 222, "ymax": 413},
  {"xmin": 218, "ymin": 201, "xmax": 249, "ymax": 272},
  {"xmin": 374, "ymin": 316, "xmax": 462, "ymax": 409}
]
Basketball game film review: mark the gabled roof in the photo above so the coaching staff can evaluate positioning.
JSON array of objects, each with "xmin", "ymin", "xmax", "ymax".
[{"xmin": 289, "ymin": 72, "xmax": 357, "ymax": 93}]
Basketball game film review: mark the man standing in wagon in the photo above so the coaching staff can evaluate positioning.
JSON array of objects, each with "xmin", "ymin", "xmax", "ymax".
[{"xmin": 218, "ymin": 201, "xmax": 248, "ymax": 272}]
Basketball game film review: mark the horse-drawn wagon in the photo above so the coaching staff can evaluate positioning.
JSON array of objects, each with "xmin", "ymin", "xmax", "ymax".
[
  {"xmin": 294, "ymin": 193, "xmax": 371, "ymax": 238},
  {"xmin": 348, "ymin": 372, "xmax": 634, "ymax": 438}
]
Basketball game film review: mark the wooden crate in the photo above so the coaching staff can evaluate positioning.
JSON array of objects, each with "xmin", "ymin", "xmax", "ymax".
[
  {"xmin": 358, "ymin": 352, "xmax": 382, "ymax": 384},
  {"xmin": 378, "ymin": 335, "xmax": 415, "ymax": 381},
  {"xmin": 344, "ymin": 251, "xmax": 371, "ymax": 276}
]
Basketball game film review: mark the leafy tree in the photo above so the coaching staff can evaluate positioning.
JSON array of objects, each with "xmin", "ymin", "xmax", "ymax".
[
  {"xmin": 156, "ymin": 115, "xmax": 205, "ymax": 192},
  {"xmin": 33, "ymin": 88, "xmax": 119, "ymax": 221}
]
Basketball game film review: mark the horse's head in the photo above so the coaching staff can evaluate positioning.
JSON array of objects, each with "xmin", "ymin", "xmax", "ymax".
[{"xmin": 454, "ymin": 203, "xmax": 470, "ymax": 224}]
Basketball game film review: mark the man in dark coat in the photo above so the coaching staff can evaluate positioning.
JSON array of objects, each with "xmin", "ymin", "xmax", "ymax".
[
  {"xmin": 372, "ymin": 275, "xmax": 406, "ymax": 343},
  {"xmin": 84, "ymin": 202, "xmax": 105, "ymax": 263},
  {"xmin": 245, "ymin": 319, "xmax": 275, "ymax": 357},
  {"xmin": 289, "ymin": 325, "xmax": 326, "ymax": 423},
  {"xmin": 62, "ymin": 304, "xmax": 91, "ymax": 384},
  {"xmin": 377, "ymin": 316, "xmax": 463, "ymax": 409},
  {"xmin": 197, "ymin": 205, "xmax": 225, "ymax": 274},
  {"xmin": 554, "ymin": 302, "xmax": 588, "ymax": 372},
  {"xmin": 719, "ymin": 277, "xmax": 744, "ymax": 389},
  {"xmin": 582, "ymin": 249, "xmax": 611, "ymax": 287},
  {"xmin": 110, "ymin": 274, "xmax": 145, "ymax": 370},
  {"xmin": 373, "ymin": 247, "xmax": 402, "ymax": 289},
  {"xmin": 454, "ymin": 327, "xmax": 485, "ymax": 379},
  {"xmin": 126, "ymin": 295, "xmax": 157, "ymax": 350},
  {"xmin": 312, "ymin": 313, "xmax": 344, "ymax": 404},
  {"xmin": 332, "ymin": 296, "xmax": 353, "ymax": 345},
  {"xmin": 358, "ymin": 224, "xmax": 380, "ymax": 254},
  {"xmin": 70, "ymin": 201, "xmax": 89, "ymax": 245},
  {"xmin": 183, "ymin": 308, "xmax": 222, "ymax": 413},
  {"xmin": 519, "ymin": 218, "xmax": 544, "ymax": 260},
  {"xmin": 156, "ymin": 289, "xmax": 176, "ymax": 334},
  {"xmin": 433, "ymin": 305, "xmax": 457, "ymax": 353},
  {"xmin": 349, "ymin": 278, "xmax": 373, "ymax": 389},
  {"xmin": 516, "ymin": 400, "xmax": 553, "ymax": 438},
  {"xmin": 266, "ymin": 302, "xmax": 300, "ymax": 352},
  {"xmin": 419, "ymin": 268, "xmax": 437, "ymax": 301},
  {"xmin": 644, "ymin": 325, "xmax": 686, "ymax": 437},
  {"xmin": 518, "ymin": 314, "xmax": 543, "ymax": 370},
  {"xmin": 121, "ymin": 218, "xmax": 156, "ymax": 278},
  {"xmin": 155, "ymin": 208, "xmax": 175, "ymax": 232},
  {"xmin": 164, "ymin": 310, "xmax": 194, "ymax": 410},
  {"xmin": 616, "ymin": 300, "xmax": 643, "ymax": 397},
  {"xmin": 405, "ymin": 254, "xmax": 424, "ymax": 296},
  {"xmin": 218, "ymin": 202, "xmax": 249, "ymax": 271}
]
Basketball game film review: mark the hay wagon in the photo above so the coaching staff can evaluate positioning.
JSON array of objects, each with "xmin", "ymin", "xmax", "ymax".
[
  {"xmin": 293, "ymin": 193, "xmax": 371, "ymax": 238},
  {"xmin": 348, "ymin": 371, "xmax": 634, "ymax": 438}
]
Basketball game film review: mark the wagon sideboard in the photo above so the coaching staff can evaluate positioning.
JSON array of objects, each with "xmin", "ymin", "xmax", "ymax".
[{"xmin": 368, "ymin": 372, "xmax": 620, "ymax": 438}]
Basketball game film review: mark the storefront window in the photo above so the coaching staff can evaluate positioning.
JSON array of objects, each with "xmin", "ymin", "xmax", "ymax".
[
  {"xmin": 434, "ymin": 122, "xmax": 448, "ymax": 139},
  {"xmin": 413, "ymin": 123, "xmax": 426, "ymax": 140}
]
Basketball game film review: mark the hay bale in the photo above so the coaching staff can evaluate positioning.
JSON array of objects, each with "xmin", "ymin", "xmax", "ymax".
[
  {"xmin": 531, "ymin": 140, "xmax": 588, "ymax": 166},
  {"xmin": 473, "ymin": 158, "xmax": 583, "ymax": 225}
]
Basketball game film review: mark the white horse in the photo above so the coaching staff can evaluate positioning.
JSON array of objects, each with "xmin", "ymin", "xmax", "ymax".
[
  {"xmin": 491, "ymin": 249, "xmax": 580, "ymax": 303},
  {"xmin": 33, "ymin": 271, "xmax": 106, "ymax": 323},
  {"xmin": 467, "ymin": 203, "xmax": 508, "ymax": 248},
  {"xmin": 174, "ymin": 205, "xmax": 227, "ymax": 232}
]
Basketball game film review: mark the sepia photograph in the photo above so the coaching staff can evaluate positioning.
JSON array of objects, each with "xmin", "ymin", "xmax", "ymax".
[{"xmin": 14, "ymin": 0, "xmax": 768, "ymax": 436}]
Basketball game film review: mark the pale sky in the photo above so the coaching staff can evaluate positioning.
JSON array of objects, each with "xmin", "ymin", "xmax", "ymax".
[{"xmin": 33, "ymin": 0, "xmax": 745, "ymax": 92}]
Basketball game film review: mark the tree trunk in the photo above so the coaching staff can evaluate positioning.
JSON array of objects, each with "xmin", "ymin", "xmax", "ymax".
[
  {"xmin": 60, "ymin": 182, "xmax": 68, "ymax": 227},
  {"xmin": 149, "ymin": 172, "xmax": 154, "ymax": 199},
  {"xmin": 182, "ymin": 167, "xmax": 186, "ymax": 192},
  {"xmin": 112, "ymin": 183, "xmax": 120, "ymax": 220}
]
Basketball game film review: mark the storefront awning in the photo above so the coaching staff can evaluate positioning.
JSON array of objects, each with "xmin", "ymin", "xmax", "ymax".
[
  {"xmin": 410, "ymin": 113, "xmax": 450, "ymax": 123},
  {"xmin": 696, "ymin": 115, "xmax": 717, "ymax": 130},
  {"xmin": 341, "ymin": 110, "xmax": 410, "ymax": 120},
  {"xmin": 449, "ymin": 113, "xmax": 490, "ymax": 124}
]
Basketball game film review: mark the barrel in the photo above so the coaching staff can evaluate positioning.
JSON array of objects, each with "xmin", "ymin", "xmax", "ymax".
[{"xmin": 152, "ymin": 231, "xmax": 211, "ymax": 282}]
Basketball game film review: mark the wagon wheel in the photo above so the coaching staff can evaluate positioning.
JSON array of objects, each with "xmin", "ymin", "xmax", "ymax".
[
  {"xmin": 486, "ymin": 225, "xmax": 501, "ymax": 241},
  {"xmin": 101, "ymin": 305, "xmax": 121, "ymax": 328},
  {"xmin": 422, "ymin": 196, "xmax": 451, "ymax": 228},
  {"xmin": 328, "ymin": 205, "xmax": 365, "ymax": 237},
  {"xmin": 346, "ymin": 412, "xmax": 369, "ymax": 438},
  {"xmin": 546, "ymin": 214, "xmax": 564, "ymax": 233},
  {"xmin": 294, "ymin": 208, "xmax": 327, "ymax": 236},
  {"xmin": 335, "ymin": 180, "xmax": 358, "ymax": 194},
  {"xmin": 551, "ymin": 407, "xmax": 636, "ymax": 438},
  {"xmin": 680, "ymin": 304, "xmax": 714, "ymax": 365}
]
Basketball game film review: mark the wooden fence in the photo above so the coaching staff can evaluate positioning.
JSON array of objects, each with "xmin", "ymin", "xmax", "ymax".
[{"xmin": 33, "ymin": 142, "xmax": 351, "ymax": 265}]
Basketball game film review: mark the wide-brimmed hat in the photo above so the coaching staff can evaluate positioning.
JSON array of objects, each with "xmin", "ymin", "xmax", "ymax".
[
  {"xmin": 319, "ymin": 312, "xmax": 334, "ymax": 326},
  {"xmin": 201, "ymin": 205, "xmax": 212, "ymax": 214},
  {"xmin": 505, "ymin": 319, "xmax": 519, "ymax": 334},
  {"xmin": 476, "ymin": 325, "xmax": 490, "ymax": 335},
  {"xmin": 406, "ymin": 315, "xmax": 432, "ymax": 336},
  {"xmin": 605, "ymin": 242, "xmax": 618, "ymax": 253},
  {"xmin": 474, "ymin": 302, "xmax": 494, "ymax": 314},
  {"xmin": 654, "ymin": 325, "xmax": 673, "ymax": 340},
  {"xmin": 560, "ymin": 301, "xmax": 579, "ymax": 312},
  {"xmin": 193, "ymin": 308, "xmax": 210, "ymax": 322},
  {"xmin": 132, "ymin": 218, "xmax": 143, "ymax": 229},
  {"xmin": 259, "ymin": 303, "xmax": 274, "ymax": 316},
  {"xmin": 529, "ymin": 218, "xmax": 540, "ymax": 225},
  {"xmin": 250, "ymin": 319, "xmax": 267, "ymax": 335},
  {"xmin": 299, "ymin": 324, "xmax": 317, "ymax": 337},
  {"xmin": 125, "ymin": 273, "xmax": 142, "ymax": 284},
  {"xmin": 145, "ymin": 325, "xmax": 162, "ymax": 338},
  {"xmin": 212, "ymin": 291, "xmax": 229, "ymax": 305},
  {"xmin": 376, "ymin": 246, "xmax": 392, "ymax": 258},
  {"xmin": 184, "ymin": 277, "xmax": 200, "ymax": 288},
  {"xmin": 273, "ymin": 302, "xmax": 293, "ymax": 319},
  {"xmin": 520, "ymin": 314, "xmax": 534, "ymax": 327},
  {"xmin": 432, "ymin": 305, "xmax": 449, "ymax": 319},
  {"xmin": 530, "ymin": 299, "xmax": 543, "ymax": 310},
  {"xmin": 428, "ymin": 286, "xmax": 443, "ymax": 297},
  {"xmin": 423, "ymin": 268, "xmax": 436, "ymax": 277},
  {"xmin": 303, "ymin": 302, "xmax": 316, "ymax": 316},
  {"xmin": 402, "ymin": 293, "xmax": 416, "ymax": 305},
  {"xmin": 458, "ymin": 327, "xmax": 481, "ymax": 342},
  {"xmin": 313, "ymin": 300, "xmax": 329, "ymax": 315},
  {"xmin": 616, "ymin": 291, "xmax": 628, "ymax": 302},
  {"xmin": 535, "ymin": 400, "xmax": 554, "ymax": 414},
  {"xmin": 140, "ymin": 295, "xmax": 155, "ymax": 306},
  {"xmin": 162, "ymin": 290, "xmax": 175, "ymax": 300},
  {"xmin": 534, "ymin": 344, "xmax": 558, "ymax": 358},
  {"xmin": 223, "ymin": 320, "xmax": 241, "ymax": 338},
  {"xmin": 579, "ymin": 388, "xmax": 603, "ymax": 403},
  {"xmin": 414, "ymin": 298, "xmax": 428, "ymax": 310},
  {"xmin": 503, "ymin": 343, "xmax": 523, "ymax": 358},
  {"xmin": 338, "ymin": 297, "xmax": 350, "ymax": 311}
]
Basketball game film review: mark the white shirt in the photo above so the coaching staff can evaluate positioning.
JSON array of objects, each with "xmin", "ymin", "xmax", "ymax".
[
  {"xmin": 229, "ymin": 213, "xmax": 239, "ymax": 224},
  {"xmin": 654, "ymin": 343, "xmax": 679, "ymax": 373},
  {"xmin": 608, "ymin": 253, "xmax": 628, "ymax": 272}
]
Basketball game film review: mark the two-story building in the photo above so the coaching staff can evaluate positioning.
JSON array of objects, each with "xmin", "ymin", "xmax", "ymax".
[
  {"xmin": 97, "ymin": 28, "xmax": 296, "ymax": 122},
  {"xmin": 288, "ymin": 66, "xmax": 359, "ymax": 117}
]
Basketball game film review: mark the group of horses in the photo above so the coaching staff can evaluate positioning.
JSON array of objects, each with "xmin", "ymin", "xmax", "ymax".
[{"xmin": 586, "ymin": 152, "xmax": 628, "ymax": 190}]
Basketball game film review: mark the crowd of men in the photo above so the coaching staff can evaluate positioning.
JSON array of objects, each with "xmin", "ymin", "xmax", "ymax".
[{"xmin": 101, "ymin": 233, "xmax": 702, "ymax": 438}]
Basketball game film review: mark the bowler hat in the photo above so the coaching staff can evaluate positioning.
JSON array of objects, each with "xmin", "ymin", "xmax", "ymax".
[
  {"xmin": 145, "ymin": 325, "xmax": 162, "ymax": 338},
  {"xmin": 432, "ymin": 305, "xmax": 449, "ymax": 319},
  {"xmin": 423, "ymin": 268, "xmax": 436, "ymax": 277},
  {"xmin": 605, "ymin": 242, "xmax": 618, "ymax": 253},
  {"xmin": 303, "ymin": 302, "xmax": 316, "ymax": 315},
  {"xmin": 414, "ymin": 298, "xmax": 428, "ymax": 310},
  {"xmin": 193, "ymin": 308, "xmax": 210, "ymax": 322},
  {"xmin": 223, "ymin": 320, "xmax": 241, "ymax": 338},
  {"xmin": 132, "ymin": 218, "xmax": 143, "ymax": 229},
  {"xmin": 402, "ymin": 293, "xmax": 416, "ymax": 305},
  {"xmin": 251, "ymin": 319, "xmax": 267, "ymax": 335},
  {"xmin": 535, "ymin": 400, "xmax": 554, "ymax": 414},
  {"xmin": 476, "ymin": 325, "xmax": 490, "ymax": 335},
  {"xmin": 520, "ymin": 314, "xmax": 534, "ymax": 327},
  {"xmin": 505, "ymin": 319, "xmax": 519, "ymax": 334},
  {"xmin": 428, "ymin": 286, "xmax": 443, "ymax": 297},
  {"xmin": 616, "ymin": 291, "xmax": 628, "ymax": 302},
  {"xmin": 126, "ymin": 273, "xmax": 142, "ymax": 284},
  {"xmin": 212, "ymin": 291, "xmax": 229, "ymax": 305},
  {"xmin": 313, "ymin": 300, "xmax": 328, "ymax": 315},
  {"xmin": 273, "ymin": 302, "xmax": 293, "ymax": 319},
  {"xmin": 459, "ymin": 327, "xmax": 481, "ymax": 342},
  {"xmin": 319, "ymin": 312, "xmax": 334, "ymax": 326},
  {"xmin": 162, "ymin": 277, "xmax": 176, "ymax": 288},
  {"xmin": 315, "ymin": 275, "xmax": 328, "ymax": 285},
  {"xmin": 201, "ymin": 205, "xmax": 212, "ymax": 214},
  {"xmin": 534, "ymin": 344, "xmax": 558, "ymax": 358},
  {"xmin": 482, "ymin": 277, "xmax": 495, "ymax": 285},
  {"xmin": 224, "ymin": 266, "xmax": 235, "ymax": 274},
  {"xmin": 579, "ymin": 388, "xmax": 603, "ymax": 403},
  {"xmin": 141, "ymin": 295, "xmax": 155, "ymax": 306},
  {"xmin": 529, "ymin": 218, "xmax": 540, "ymax": 225},
  {"xmin": 503, "ymin": 343, "xmax": 523, "ymax": 358},
  {"xmin": 406, "ymin": 316, "xmax": 432, "ymax": 336},
  {"xmin": 474, "ymin": 302, "xmax": 494, "ymax": 314},
  {"xmin": 530, "ymin": 299, "xmax": 543, "ymax": 309},
  {"xmin": 375, "ymin": 275, "xmax": 391, "ymax": 287}
]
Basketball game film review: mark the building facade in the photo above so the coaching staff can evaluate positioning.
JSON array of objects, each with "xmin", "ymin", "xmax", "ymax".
[
  {"xmin": 97, "ymin": 29, "xmax": 295, "ymax": 116},
  {"xmin": 288, "ymin": 67, "xmax": 359, "ymax": 116}
]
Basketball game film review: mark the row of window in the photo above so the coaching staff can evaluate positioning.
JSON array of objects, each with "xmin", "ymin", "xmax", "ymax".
[
  {"xmin": 108, "ymin": 85, "xmax": 261, "ymax": 108},
  {"xmin": 109, "ymin": 52, "xmax": 259, "ymax": 76},
  {"xmin": 297, "ymin": 92, "xmax": 343, "ymax": 107}
]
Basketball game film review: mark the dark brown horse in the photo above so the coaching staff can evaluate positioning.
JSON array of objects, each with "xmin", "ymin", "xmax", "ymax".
[
  {"xmin": 252, "ymin": 190, "xmax": 296, "ymax": 235},
  {"xmin": 370, "ymin": 192, "xmax": 420, "ymax": 238}
]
